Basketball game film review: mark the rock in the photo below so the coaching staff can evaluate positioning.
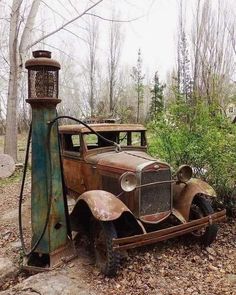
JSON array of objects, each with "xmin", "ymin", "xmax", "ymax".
[
  {"xmin": 208, "ymin": 264, "xmax": 218, "ymax": 271},
  {"xmin": 0, "ymin": 257, "xmax": 18, "ymax": 285},
  {"xmin": 0, "ymin": 154, "xmax": 15, "ymax": 178},
  {"xmin": 10, "ymin": 241, "xmax": 22, "ymax": 252},
  {"xmin": 0, "ymin": 271, "xmax": 97, "ymax": 295},
  {"xmin": 206, "ymin": 247, "xmax": 217, "ymax": 256}
]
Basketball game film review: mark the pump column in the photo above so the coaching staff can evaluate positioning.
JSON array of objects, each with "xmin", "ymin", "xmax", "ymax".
[{"xmin": 25, "ymin": 50, "xmax": 76, "ymax": 269}]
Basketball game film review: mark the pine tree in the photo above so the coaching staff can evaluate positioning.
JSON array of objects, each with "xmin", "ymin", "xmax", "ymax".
[
  {"xmin": 131, "ymin": 49, "xmax": 145, "ymax": 123},
  {"xmin": 177, "ymin": 1, "xmax": 193, "ymax": 104},
  {"xmin": 149, "ymin": 71, "xmax": 165, "ymax": 120}
]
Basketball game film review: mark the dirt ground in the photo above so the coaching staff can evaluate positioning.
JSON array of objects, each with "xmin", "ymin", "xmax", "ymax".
[{"xmin": 0, "ymin": 171, "xmax": 236, "ymax": 295}]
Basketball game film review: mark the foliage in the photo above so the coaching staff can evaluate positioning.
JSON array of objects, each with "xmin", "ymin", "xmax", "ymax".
[{"xmin": 148, "ymin": 100, "xmax": 236, "ymax": 212}]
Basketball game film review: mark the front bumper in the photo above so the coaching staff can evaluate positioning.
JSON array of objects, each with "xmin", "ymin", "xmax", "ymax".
[{"xmin": 113, "ymin": 209, "xmax": 226, "ymax": 251}]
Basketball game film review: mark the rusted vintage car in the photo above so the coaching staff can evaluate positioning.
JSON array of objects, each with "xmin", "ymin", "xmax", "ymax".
[{"xmin": 59, "ymin": 123, "xmax": 225, "ymax": 276}]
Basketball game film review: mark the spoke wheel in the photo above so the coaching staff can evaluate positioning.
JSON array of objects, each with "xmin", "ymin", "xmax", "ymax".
[
  {"xmin": 190, "ymin": 195, "xmax": 218, "ymax": 246},
  {"xmin": 90, "ymin": 220, "xmax": 119, "ymax": 277}
]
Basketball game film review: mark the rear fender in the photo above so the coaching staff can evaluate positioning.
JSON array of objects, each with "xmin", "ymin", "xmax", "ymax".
[{"xmin": 173, "ymin": 178, "xmax": 216, "ymax": 221}]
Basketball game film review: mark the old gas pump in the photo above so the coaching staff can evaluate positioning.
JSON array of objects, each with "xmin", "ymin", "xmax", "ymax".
[{"xmin": 21, "ymin": 50, "xmax": 76, "ymax": 270}]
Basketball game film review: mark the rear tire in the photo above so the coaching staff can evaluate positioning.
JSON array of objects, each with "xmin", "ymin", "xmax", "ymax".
[
  {"xmin": 90, "ymin": 220, "xmax": 119, "ymax": 277},
  {"xmin": 190, "ymin": 195, "xmax": 218, "ymax": 246}
]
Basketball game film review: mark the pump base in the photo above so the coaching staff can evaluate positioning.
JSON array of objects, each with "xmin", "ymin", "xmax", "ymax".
[{"xmin": 22, "ymin": 240, "xmax": 77, "ymax": 273}]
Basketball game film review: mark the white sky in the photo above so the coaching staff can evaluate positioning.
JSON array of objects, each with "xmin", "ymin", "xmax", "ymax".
[{"xmin": 120, "ymin": 0, "xmax": 179, "ymax": 80}]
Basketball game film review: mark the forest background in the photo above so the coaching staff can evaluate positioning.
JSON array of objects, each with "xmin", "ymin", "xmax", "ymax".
[{"xmin": 0, "ymin": 0, "xmax": 236, "ymax": 212}]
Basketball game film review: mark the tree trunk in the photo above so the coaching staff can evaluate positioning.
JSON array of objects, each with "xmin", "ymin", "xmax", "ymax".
[
  {"xmin": 137, "ymin": 85, "xmax": 140, "ymax": 123},
  {"xmin": 19, "ymin": 0, "xmax": 41, "ymax": 65},
  {"xmin": 109, "ymin": 72, "xmax": 114, "ymax": 113},
  {"xmin": 4, "ymin": 0, "xmax": 22, "ymax": 161},
  {"xmin": 4, "ymin": 62, "xmax": 19, "ymax": 161}
]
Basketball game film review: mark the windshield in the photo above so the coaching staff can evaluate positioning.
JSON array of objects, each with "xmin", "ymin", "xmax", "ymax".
[{"xmin": 84, "ymin": 131, "xmax": 146, "ymax": 150}]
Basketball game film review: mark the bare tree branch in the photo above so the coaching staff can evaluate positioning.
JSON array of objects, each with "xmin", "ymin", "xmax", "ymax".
[
  {"xmin": 67, "ymin": 0, "xmax": 80, "ymax": 15},
  {"xmin": 41, "ymin": 0, "xmax": 67, "ymax": 21},
  {"xmin": 62, "ymin": 28, "xmax": 88, "ymax": 43},
  {"xmin": 85, "ymin": 12, "xmax": 144, "ymax": 23},
  {"xmin": 27, "ymin": 0, "xmax": 104, "ymax": 50},
  {"xmin": 37, "ymin": 41, "xmax": 78, "ymax": 61},
  {"xmin": 0, "ymin": 17, "xmax": 10, "ymax": 22}
]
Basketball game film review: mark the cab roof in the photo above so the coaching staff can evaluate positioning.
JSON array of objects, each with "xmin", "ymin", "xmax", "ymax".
[{"xmin": 59, "ymin": 123, "xmax": 146, "ymax": 134}]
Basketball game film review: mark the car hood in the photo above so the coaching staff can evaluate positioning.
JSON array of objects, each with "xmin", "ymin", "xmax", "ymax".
[{"xmin": 85, "ymin": 150, "xmax": 166, "ymax": 172}]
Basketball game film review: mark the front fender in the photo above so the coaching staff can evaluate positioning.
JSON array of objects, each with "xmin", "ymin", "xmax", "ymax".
[
  {"xmin": 71, "ymin": 190, "xmax": 131, "ymax": 222},
  {"xmin": 173, "ymin": 178, "xmax": 216, "ymax": 221}
]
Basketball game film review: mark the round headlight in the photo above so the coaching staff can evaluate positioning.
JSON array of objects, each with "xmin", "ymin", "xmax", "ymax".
[
  {"xmin": 120, "ymin": 172, "xmax": 137, "ymax": 192},
  {"xmin": 176, "ymin": 165, "xmax": 193, "ymax": 182}
]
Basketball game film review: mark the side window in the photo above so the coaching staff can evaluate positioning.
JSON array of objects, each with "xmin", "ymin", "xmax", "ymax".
[
  {"xmin": 119, "ymin": 132, "xmax": 128, "ymax": 146},
  {"xmin": 63, "ymin": 134, "xmax": 81, "ymax": 153},
  {"xmin": 130, "ymin": 131, "xmax": 146, "ymax": 146},
  {"xmin": 71, "ymin": 135, "xmax": 80, "ymax": 150},
  {"xmin": 131, "ymin": 132, "xmax": 142, "ymax": 146},
  {"xmin": 84, "ymin": 134, "xmax": 99, "ymax": 149}
]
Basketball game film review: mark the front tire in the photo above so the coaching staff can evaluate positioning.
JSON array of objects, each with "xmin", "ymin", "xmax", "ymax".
[
  {"xmin": 90, "ymin": 220, "xmax": 119, "ymax": 277},
  {"xmin": 190, "ymin": 195, "xmax": 218, "ymax": 246}
]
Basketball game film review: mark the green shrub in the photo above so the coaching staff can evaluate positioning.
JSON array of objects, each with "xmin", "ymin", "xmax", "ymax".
[{"xmin": 148, "ymin": 101, "xmax": 236, "ymax": 214}]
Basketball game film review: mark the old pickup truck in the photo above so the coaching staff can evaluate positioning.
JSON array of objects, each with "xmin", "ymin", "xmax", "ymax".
[{"xmin": 59, "ymin": 123, "xmax": 225, "ymax": 276}]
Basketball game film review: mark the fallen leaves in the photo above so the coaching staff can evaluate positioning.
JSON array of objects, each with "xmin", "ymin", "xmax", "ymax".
[
  {"xmin": 86, "ymin": 222, "xmax": 236, "ymax": 295},
  {"xmin": 0, "ymin": 177, "xmax": 236, "ymax": 295}
]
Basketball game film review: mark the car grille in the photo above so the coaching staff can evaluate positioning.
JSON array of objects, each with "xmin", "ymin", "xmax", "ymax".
[{"xmin": 140, "ymin": 168, "xmax": 171, "ymax": 216}]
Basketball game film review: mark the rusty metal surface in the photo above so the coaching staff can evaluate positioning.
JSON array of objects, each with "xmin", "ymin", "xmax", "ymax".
[
  {"xmin": 23, "ymin": 241, "xmax": 77, "ymax": 273},
  {"xmin": 25, "ymin": 57, "xmax": 61, "ymax": 69},
  {"xmin": 172, "ymin": 208, "xmax": 187, "ymax": 223},
  {"xmin": 62, "ymin": 157, "xmax": 87, "ymax": 196},
  {"xmin": 26, "ymin": 51, "xmax": 60, "ymax": 99},
  {"xmin": 96, "ymin": 151, "xmax": 156, "ymax": 172},
  {"xmin": 173, "ymin": 178, "xmax": 217, "ymax": 220},
  {"xmin": 139, "ymin": 211, "xmax": 171, "ymax": 223},
  {"xmin": 113, "ymin": 210, "xmax": 226, "ymax": 251},
  {"xmin": 188, "ymin": 178, "xmax": 217, "ymax": 197},
  {"xmin": 76, "ymin": 190, "xmax": 132, "ymax": 221},
  {"xmin": 59, "ymin": 123, "xmax": 146, "ymax": 134},
  {"xmin": 26, "ymin": 98, "xmax": 60, "ymax": 108}
]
